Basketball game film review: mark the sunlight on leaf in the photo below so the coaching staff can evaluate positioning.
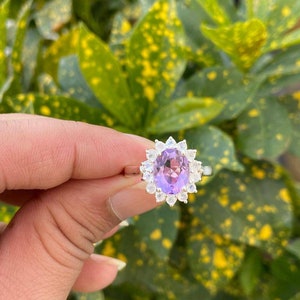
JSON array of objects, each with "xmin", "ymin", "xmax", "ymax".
[
  {"xmin": 197, "ymin": 0, "xmax": 231, "ymax": 26},
  {"xmin": 201, "ymin": 19, "xmax": 267, "ymax": 71}
]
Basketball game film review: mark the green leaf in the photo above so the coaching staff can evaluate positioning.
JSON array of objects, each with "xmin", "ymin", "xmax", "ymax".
[
  {"xmin": 134, "ymin": 204, "xmax": 180, "ymax": 260},
  {"xmin": 43, "ymin": 27, "xmax": 80, "ymax": 80},
  {"xmin": 187, "ymin": 221, "xmax": 245, "ymax": 293},
  {"xmin": 238, "ymin": 248, "xmax": 263, "ymax": 296},
  {"xmin": 237, "ymin": 97, "xmax": 293, "ymax": 159},
  {"xmin": 0, "ymin": 0, "xmax": 9, "ymax": 87},
  {"xmin": 269, "ymin": 252, "xmax": 300, "ymax": 300},
  {"xmin": 0, "ymin": 203, "xmax": 18, "ymax": 223},
  {"xmin": 176, "ymin": 0, "xmax": 222, "ymax": 67},
  {"xmin": 194, "ymin": 160, "xmax": 293, "ymax": 255},
  {"xmin": 99, "ymin": 226, "xmax": 211, "ymax": 299},
  {"xmin": 147, "ymin": 97, "xmax": 223, "ymax": 134},
  {"xmin": 287, "ymin": 239, "xmax": 300, "ymax": 260},
  {"xmin": 71, "ymin": 291, "xmax": 105, "ymax": 300},
  {"xmin": 9, "ymin": 0, "xmax": 32, "ymax": 93},
  {"xmin": 1, "ymin": 93, "xmax": 114, "ymax": 126},
  {"xmin": 0, "ymin": 76, "xmax": 13, "ymax": 103},
  {"xmin": 255, "ymin": 45, "xmax": 300, "ymax": 97},
  {"xmin": 247, "ymin": 0, "xmax": 300, "ymax": 52},
  {"xmin": 126, "ymin": 0, "xmax": 186, "ymax": 109},
  {"xmin": 37, "ymin": 73, "xmax": 61, "ymax": 95},
  {"xmin": 73, "ymin": 0, "xmax": 126, "ymax": 41},
  {"xmin": 58, "ymin": 55, "xmax": 102, "ymax": 109},
  {"xmin": 34, "ymin": 0, "xmax": 72, "ymax": 39},
  {"xmin": 109, "ymin": 13, "xmax": 133, "ymax": 59},
  {"xmin": 22, "ymin": 27, "xmax": 42, "ymax": 90},
  {"xmin": 280, "ymin": 93, "xmax": 300, "ymax": 158},
  {"xmin": 184, "ymin": 126, "xmax": 244, "ymax": 175},
  {"xmin": 176, "ymin": 66, "xmax": 257, "ymax": 122},
  {"xmin": 78, "ymin": 25, "xmax": 138, "ymax": 128},
  {"xmin": 197, "ymin": 0, "xmax": 231, "ymax": 26},
  {"xmin": 201, "ymin": 19, "xmax": 267, "ymax": 71},
  {"xmin": 257, "ymin": 45, "xmax": 300, "ymax": 78}
]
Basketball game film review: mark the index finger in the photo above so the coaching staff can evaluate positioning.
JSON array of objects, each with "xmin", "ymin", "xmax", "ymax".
[{"xmin": 0, "ymin": 114, "xmax": 152, "ymax": 192}]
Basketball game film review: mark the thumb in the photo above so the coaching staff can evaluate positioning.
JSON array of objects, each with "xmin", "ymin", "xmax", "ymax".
[{"xmin": 0, "ymin": 174, "xmax": 156, "ymax": 299}]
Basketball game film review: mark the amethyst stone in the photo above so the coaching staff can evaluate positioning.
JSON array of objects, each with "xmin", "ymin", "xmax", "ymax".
[{"xmin": 154, "ymin": 148, "xmax": 189, "ymax": 194}]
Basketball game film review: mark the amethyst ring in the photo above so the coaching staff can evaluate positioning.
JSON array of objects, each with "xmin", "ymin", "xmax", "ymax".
[{"xmin": 140, "ymin": 137, "xmax": 212, "ymax": 207}]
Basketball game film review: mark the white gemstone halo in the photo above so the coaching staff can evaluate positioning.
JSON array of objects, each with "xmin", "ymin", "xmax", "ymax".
[{"xmin": 140, "ymin": 136, "xmax": 212, "ymax": 207}]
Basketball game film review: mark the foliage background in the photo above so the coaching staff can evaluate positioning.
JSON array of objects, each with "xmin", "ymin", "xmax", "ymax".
[{"xmin": 1, "ymin": 0, "xmax": 300, "ymax": 299}]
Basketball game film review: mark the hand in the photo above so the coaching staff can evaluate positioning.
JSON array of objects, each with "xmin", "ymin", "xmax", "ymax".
[{"xmin": 0, "ymin": 114, "xmax": 157, "ymax": 299}]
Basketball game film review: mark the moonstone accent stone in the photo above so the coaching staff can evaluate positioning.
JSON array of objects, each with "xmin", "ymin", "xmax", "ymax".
[{"xmin": 154, "ymin": 148, "xmax": 189, "ymax": 194}]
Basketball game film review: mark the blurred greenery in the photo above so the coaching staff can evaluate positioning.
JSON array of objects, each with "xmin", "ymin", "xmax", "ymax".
[{"xmin": 1, "ymin": 0, "xmax": 300, "ymax": 299}]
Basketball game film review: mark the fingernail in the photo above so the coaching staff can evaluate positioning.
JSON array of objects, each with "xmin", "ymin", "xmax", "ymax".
[
  {"xmin": 109, "ymin": 181, "xmax": 159, "ymax": 221},
  {"xmin": 119, "ymin": 219, "xmax": 130, "ymax": 227},
  {"xmin": 91, "ymin": 254, "xmax": 127, "ymax": 271},
  {"xmin": 109, "ymin": 182, "xmax": 148, "ymax": 220},
  {"xmin": 93, "ymin": 240, "xmax": 103, "ymax": 247}
]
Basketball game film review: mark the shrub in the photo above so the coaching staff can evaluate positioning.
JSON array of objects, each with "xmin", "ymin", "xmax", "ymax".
[{"xmin": 1, "ymin": 0, "xmax": 300, "ymax": 299}]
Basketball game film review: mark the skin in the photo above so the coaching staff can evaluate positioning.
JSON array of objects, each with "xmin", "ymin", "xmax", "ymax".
[{"xmin": 0, "ymin": 114, "xmax": 157, "ymax": 299}]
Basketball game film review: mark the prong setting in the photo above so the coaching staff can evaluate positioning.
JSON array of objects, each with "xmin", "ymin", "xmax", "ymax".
[{"xmin": 140, "ymin": 137, "xmax": 212, "ymax": 207}]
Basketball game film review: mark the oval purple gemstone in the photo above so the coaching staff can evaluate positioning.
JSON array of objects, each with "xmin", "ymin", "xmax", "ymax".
[{"xmin": 154, "ymin": 148, "xmax": 189, "ymax": 194}]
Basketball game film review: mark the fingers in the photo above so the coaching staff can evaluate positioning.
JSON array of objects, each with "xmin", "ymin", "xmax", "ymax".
[
  {"xmin": 0, "ymin": 222, "xmax": 7, "ymax": 234},
  {"xmin": 109, "ymin": 181, "xmax": 162, "ymax": 220},
  {"xmin": 72, "ymin": 254, "xmax": 125, "ymax": 292},
  {"xmin": 0, "ymin": 189, "xmax": 40, "ymax": 206},
  {"xmin": 0, "ymin": 172, "xmax": 157, "ymax": 299},
  {"xmin": 0, "ymin": 113, "xmax": 157, "ymax": 298},
  {"xmin": 0, "ymin": 113, "xmax": 153, "ymax": 192}
]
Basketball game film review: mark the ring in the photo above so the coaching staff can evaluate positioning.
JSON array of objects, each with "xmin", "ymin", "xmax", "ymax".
[{"xmin": 140, "ymin": 137, "xmax": 212, "ymax": 207}]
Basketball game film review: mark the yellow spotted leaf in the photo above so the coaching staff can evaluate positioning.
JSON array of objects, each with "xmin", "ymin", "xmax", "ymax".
[
  {"xmin": 98, "ymin": 226, "xmax": 210, "ymax": 299},
  {"xmin": 201, "ymin": 19, "xmax": 267, "ymax": 71},
  {"xmin": 0, "ymin": 93, "xmax": 113, "ymax": 126},
  {"xmin": 237, "ymin": 97, "xmax": 292, "ymax": 159},
  {"xmin": 247, "ymin": 0, "xmax": 300, "ymax": 52},
  {"xmin": 126, "ymin": 0, "xmax": 186, "ymax": 110},
  {"xmin": 134, "ymin": 204, "xmax": 180, "ymax": 260},
  {"xmin": 0, "ymin": 0, "xmax": 9, "ymax": 87},
  {"xmin": 34, "ymin": 0, "xmax": 72, "ymax": 39},
  {"xmin": 78, "ymin": 25, "xmax": 140, "ymax": 128},
  {"xmin": 147, "ymin": 97, "xmax": 223, "ymax": 134},
  {"xmin": 194, "ymin": 159, "xmax": 293, "ymax": 255},
  {"xmin": 256, "ymin": 45, "xmax": 300, "ymax": 98},
  {"xmin": 197, "ymin": 0, "xmax": 231, "ymax": 26},
  {"xmin": 178, "ymin": 66, "xmax": 256, "ymax": 122},
  {"xmin": 184, "ymin": 125, "xmax": 244, "ymax": 176},
  {"xmin": 43, "ymin": 27, "xmax": 80, "ymax": 80},
  {"xmin": 9, "ymin": 0, "xmax": 32, "ymax": 94},
  {"xmin": 280, "ymin": 94, "xmax": 300, "ymax": 158},
  {"xmin": 0, "ymin": 203, "xmax": 18, "ymax": 223},
  {"xmin": 187, "ymin": 222, "xmax": 245, "ymax": 292},
  {"xmin": 58, "ymin": 55, "xmax": 102, "ymax": 109}
]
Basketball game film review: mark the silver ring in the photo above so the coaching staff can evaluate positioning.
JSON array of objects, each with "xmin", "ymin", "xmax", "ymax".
[{"xmin": 140, "ymin": 137, "xmax": 212, "ymax": 207}]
